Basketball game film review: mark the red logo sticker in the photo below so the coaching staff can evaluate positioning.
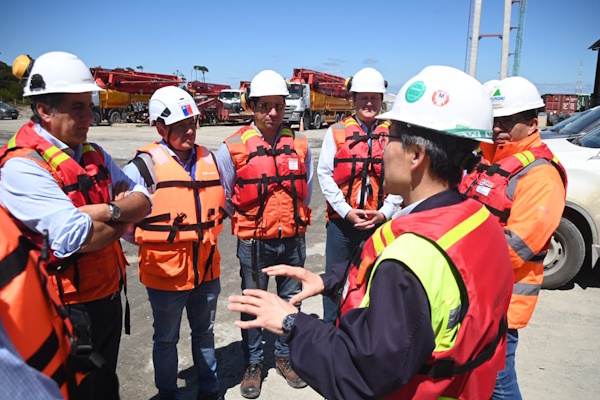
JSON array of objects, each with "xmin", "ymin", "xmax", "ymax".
[{"xmin": 432, "ymin": 90, "xmax": 450, "ymax": 107}]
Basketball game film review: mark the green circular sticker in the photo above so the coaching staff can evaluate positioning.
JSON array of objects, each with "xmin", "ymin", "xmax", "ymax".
[{"xmin": 405, "ymin": 81, "xmax": 426, "ymax": 103}]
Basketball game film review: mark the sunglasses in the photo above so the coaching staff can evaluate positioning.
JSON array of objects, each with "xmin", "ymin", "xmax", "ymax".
[
  {"xmin": 258, "ymin": 102, "xmax": 285, "ymax": 112},
  {"xmin": 494, "ymin": 115, "xmax": 533, "ymax": 131}
]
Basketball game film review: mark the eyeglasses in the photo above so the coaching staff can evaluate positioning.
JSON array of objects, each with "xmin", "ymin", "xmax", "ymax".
[
  {"xmin": 494, "ymin": 115, "xmax": 533, "ymax": 131},
  {"xmin": 258, "ymin": 102, "xmax": 285, "ymax": 112}
]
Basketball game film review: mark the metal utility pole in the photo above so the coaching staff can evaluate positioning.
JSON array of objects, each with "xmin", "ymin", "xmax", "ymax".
[
  {"xmin": 512, "ymin": 0, "xmax": 527, "ymax": 76},
  {"xmin": 500, "ymin": 0, "xmax": 512, "ymax": 79},
  {"xmin": 468, "ymin": 0, "xmax": 483, "ymax": 77}
]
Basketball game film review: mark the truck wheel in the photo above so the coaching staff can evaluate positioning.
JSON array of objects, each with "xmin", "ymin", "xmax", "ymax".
[
  {"xmin": 109, "ymin": 110, "xmax": 122, "ymax": 124},
  {"xmin": 302, "ymin": 113, "xmax": 311, "ymax": 130},
  {"xmin": 542, "ymin": 217, "xmax": 585, "ymax": 289},
  {"xmin": 92, "ymin": 110, "xmax": 102, "ymax": 126},
  {"xmin": 335, "ymin": 113, "xmax": 343, "ymax": 123},
  {"xmin": 313, "ymin": 113, "xmax": 322, "ymax": 130}
]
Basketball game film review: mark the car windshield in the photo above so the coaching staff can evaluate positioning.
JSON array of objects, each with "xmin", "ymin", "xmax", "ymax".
[
  {"xmin": 554, "ymin": 107, "xmax": 600, "ymax": 135},
  {"xmin": 286, "ymin": 84, "xmax": 303, "ymax": 100},
  {"xmin": 548, "ymin": 109, "xmax": 591, "ymax": 132},
  {"xmin": 572, "ymin": 125, "xmax": 600, "ymax": 148},
  {"xmin": 219, "ymin": 91, "xmax": 240, "ymax": 100},
  {"xmin": 0, "ymin": 101, "xmax": 9, "ymax": 108}
]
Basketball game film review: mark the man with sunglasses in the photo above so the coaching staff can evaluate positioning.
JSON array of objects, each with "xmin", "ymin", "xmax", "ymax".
[
  {"xmin": 123, "ymin": 86, "xmax": 226, "ymax": 400},
  {"xmin": 228, "ymin": 66, "xmax": 514, "ymax": 400},
  {"xmin": 460, "ymin": 76, "xmax": 567, "ymax": 399},
  {"xmin": 216, "ymin": 70, "xmax": 313, "ymax": 398}
]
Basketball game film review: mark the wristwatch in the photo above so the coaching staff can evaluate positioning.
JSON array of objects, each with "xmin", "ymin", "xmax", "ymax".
[
  {"xmin": 107, "ymin": 202, "xmax": 122, "ymax": 221},
  {"xmin": 282, "ymin": 313, "xmax": 297, "ymax": 336}
]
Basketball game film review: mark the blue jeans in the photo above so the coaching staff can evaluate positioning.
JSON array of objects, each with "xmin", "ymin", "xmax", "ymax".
[
  {"xmin": 323, "ymin": 219, "xmax": 375, "ymax": 323},
  {"xmin": 147, "ymin": 279, "xmax": 221, "ymax": 398},
  {"xmin": 492, "ymin": 329, "xmax": 522, "ymax": 399},
  {"xmin": 237, "ymin": 236, "xmax": 305, "ymax": 364}
]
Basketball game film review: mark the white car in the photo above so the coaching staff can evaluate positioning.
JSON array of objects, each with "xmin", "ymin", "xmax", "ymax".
[{"xmin": 543, "ymin": 127, "xmax": 600, "ymax": 288}]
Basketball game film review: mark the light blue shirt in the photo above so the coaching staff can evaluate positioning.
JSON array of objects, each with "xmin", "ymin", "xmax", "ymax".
[
  {"xmin": 0, "ymin": 123, "xmax": 151, "ymax": 258},
  {"xmin": 0, "ymin": 316, "xmax": 64, "ymax": 399},
  {"xmin": 215, "ymin": 123, "xmax": 313, "ymax": 217}
]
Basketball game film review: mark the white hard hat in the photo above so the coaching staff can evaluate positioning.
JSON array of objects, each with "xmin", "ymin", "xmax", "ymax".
[
  {"xmin": 149, "ymin": 86, "xmax": 199, "ymax": 126},
  {"xmin": 490, "ymin": 76, "xmax": 544, "ymax": 117},
  {"xmin": 248, "ymin": 70, "xmax": 289, "ymax": 98},
  {"xmin": 377, "ymin": 65, "xmax": 493, "ymax": 142},
  {"xmin": 23, "ymin": 51, "xmax": 102, "ymax": 97},
  {"xmin": 348, "ymin": 67, "xmax": 386, "ymax": 93},
  {"xmin": 482, "ymin": 79, "xmax": 500, "ymax": 96}
]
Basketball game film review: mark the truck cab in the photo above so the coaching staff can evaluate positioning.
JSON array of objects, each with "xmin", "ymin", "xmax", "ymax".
[
  {"xmin": 284, "ymin": 83, "xmax": 310, "ymax": 127},
  {"xmin": 219, "ymin": 89, "xmax": 244, "ymax": 113}
]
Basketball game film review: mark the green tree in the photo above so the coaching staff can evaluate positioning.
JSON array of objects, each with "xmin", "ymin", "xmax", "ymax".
[
  {"xmin": 195, "ymin": 66, "xmax": 208, "ymax": 82},
  {"xmin": 0, "ymin": 60, "xmax": 25, "ymax": 102}
]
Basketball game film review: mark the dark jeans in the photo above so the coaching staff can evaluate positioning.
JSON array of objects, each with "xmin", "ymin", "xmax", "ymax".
[
  {"xmin": 492, "ymin": 329, "xmax": 522, "ymax": 399},
  {"xmin": 147, "ymin": 279, "xmax": 221, "ymax": 397},
  {"xmin": 237, "ymin": 236, "xmax": 305, "ymax": 364},
  {"xmin": 323, "ymin": 218, "xmax": 375, "ymax": 323}
]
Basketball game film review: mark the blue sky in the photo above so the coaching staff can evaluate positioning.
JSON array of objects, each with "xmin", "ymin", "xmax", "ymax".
[{"xmin": 1, "ymin": 0, "xmax": 599, "ymax": 96}]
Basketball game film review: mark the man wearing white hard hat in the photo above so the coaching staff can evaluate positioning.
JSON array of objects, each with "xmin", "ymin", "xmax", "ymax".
[
  {"xmin": 317, "ymin": 67, "xmax": 402, "ymax": 324},
  {"xmin": 123, "ymin": 86, "xmax": 226, "ymax": 400},
  {"xmin": 228, "ymin": 66, "xmax": 513, "ymax": 399},
  {"xmin": 216, "ymin": 69, "xmax": 313, "ymax": 398},
  {"xmin": 460, "ymin": 76, "xmax": 567, "ymax": 399},
  {"xmin": 0, "ymin": 51, "xmax": 152, "ymax": 394}
]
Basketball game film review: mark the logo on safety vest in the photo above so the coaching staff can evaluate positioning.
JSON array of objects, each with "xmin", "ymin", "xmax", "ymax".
[
  {"xmin": 475, "ymin": 178, "xmax": 494, "ymax": 197},
  {"xmin": 405, "ymin": 81, "xmax": 426, "ymax": 103},
  {"xmin": 432, "ymin": 90, "xmax": 449, "ymax": 107}
]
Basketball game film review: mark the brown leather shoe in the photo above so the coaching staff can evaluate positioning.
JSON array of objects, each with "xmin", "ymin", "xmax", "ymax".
[
  {"xmin": 275, "ymin": 356, "xmax": 307, "ymax": 389},
  {"xmin": 240, "ymin": 362, "xmax": 263, "ymax": 399}
]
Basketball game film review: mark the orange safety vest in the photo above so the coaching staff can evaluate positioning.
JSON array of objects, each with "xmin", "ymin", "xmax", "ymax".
[
  {"xmin": 0, "ymin": 122, "xmax": 127, "ymax": 305},
  {"xmin": 327, "ymin": 117, "xmax": 390, "ymax": 219},
  {"xmin": 340, "ymin": 199, "xmax": 512, "ymax": 399},
  {"xmin": 133, "ymin": 143, "xmax": 226, "ymax": 290},
  {"xmin": 0, "ymin": 208, "xmax": 83, "ymax": 399},
  {"xmin": 224, "ymin": 125, "xmax": 311, "ymax": 240},
  {"xmin": 460, "ymin": 141, "xmax": 567, "ymax": 329}
]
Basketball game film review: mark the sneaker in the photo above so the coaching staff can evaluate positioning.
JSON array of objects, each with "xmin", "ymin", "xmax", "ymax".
[
  {"xmin": 240, "ymin": 362, "xmax": 263, "ymax": 399},
  {"xmin": 197, "ymin": 391, "xmax": 222, "ymax": 400},
  {"xmin": 275, "ymin": 356, "xmax": 307, "ymax": 389}
]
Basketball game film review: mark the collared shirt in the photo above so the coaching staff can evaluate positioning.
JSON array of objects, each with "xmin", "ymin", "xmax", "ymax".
[
  {"xmin": 215, "ymin": 123, "xmax": 314, "ymax": 217},
  {"xmin": 317, "ymin": 115, "xmax": 403, "ymax": 219},
  {"xmin": 0, "ymin": 123, "xmax": 151, "ymax": 258}
]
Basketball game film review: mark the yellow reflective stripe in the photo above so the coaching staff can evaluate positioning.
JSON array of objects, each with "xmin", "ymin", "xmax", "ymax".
[
  {"xmin": 553, "ymin": 155, "xmax": 560, "ymax": 164},
  {"xmin": 281, "ymin": 128, "xmax": 293, "ymax": 137},
  {"xmin": 42, "ymin": 146, "xmax": 70, "ymax": 170},
  {"xmin": 344, "ymin": 118, "xmax": 359, "ymax": 128},
  {"xmin": 7, "ymin": 135, "xmax": 17, "ymax": 149},
  {"xmin": 241, "ymin": 129, "xmax": 261, "ymax": 144},
  {"xmin": 371, "ymin": 225, "xmax": 387, "ymax": 255},
  {"xmin": 381, "ymin": 222, "xmax": 395, "ymax": 248},
  {"xmin": 437, "ymin": 206, "xmax": 489, "ymax": 251},
  {"xmin": 514, "ymin": 150, "xmax": 535, "ymax": 167}
]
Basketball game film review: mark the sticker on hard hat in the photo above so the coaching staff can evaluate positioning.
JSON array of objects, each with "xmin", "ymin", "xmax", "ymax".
[
  {"xmin": 491, "ymin": 89, "xmax": 505, "ymax": 108},
  {"xmin": 431, "ymin": 90, "xmax": 449, "ymax": 107},
  {"xmin": 405, "ymin": 81, "xmax": 426, "ymax": 103},
  {"xmin": 181, "ymin": 104, "xmax": 194, "ymax": 116}
]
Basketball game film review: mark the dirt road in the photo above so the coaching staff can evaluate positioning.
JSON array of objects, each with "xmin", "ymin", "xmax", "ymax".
[{"xmin": 1, "ymin": 117, "xmax": 598, "ymax": 399}]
